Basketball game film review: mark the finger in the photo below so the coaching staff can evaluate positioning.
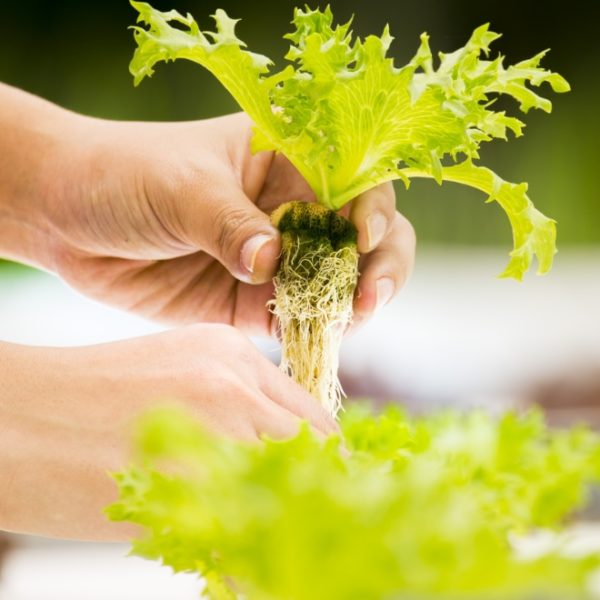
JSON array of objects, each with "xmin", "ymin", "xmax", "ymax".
[
  {"xmin": 352, "ymin": 212, "xmax": 416, "ymax": 326},
  {"xmin": 254, "ymin": 400, "xmax": 328, "ymax": 442},
  {"xmin": 256, "ymin": 359, "xmax": 340, "ymax": 436},
  {"xmin": 256, "ymin": 154, "xmax": 317, "ymax": 212},
  {"xmin": 177, "ymin": 178, "xmax": 281, "ymax": 285},
  {"xmin": 349, "ymin": 182, "xmax": 396, "ymax": 254}
]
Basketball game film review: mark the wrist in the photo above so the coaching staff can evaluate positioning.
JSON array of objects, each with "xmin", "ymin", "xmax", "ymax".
[
  {"xmin": 0, "ymin": 341, "xmax": 50, "ymax": 532},
  {"xmin": 0, "ymin": 84, "xmax": 90, "ymax": 270},
  {"xmin": 0, "ymin": 341, "xmax": 133, "ymax": 539}
]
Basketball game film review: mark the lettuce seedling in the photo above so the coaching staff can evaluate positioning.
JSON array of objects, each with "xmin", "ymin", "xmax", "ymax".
[
  {"xmin": 129, "ymin": 3, "xmax": 568, "ymax": 415},
  {"xmin": 107, "ymin": 406, "xmax": 600, "ymax": 599}
]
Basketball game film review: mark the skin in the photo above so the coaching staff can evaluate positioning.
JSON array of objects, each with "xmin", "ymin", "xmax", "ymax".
[
  {"xmin": 0, "ymin": 326, "xmax": 338, "ymax": 539},
  {"xmin": 0, "ymin": 83, "xmax": 416, "ymax": 540}
]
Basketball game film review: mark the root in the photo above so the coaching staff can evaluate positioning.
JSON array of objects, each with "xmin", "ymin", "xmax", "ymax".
[{"xmin": 270, "ymin": 202, "xmax": 359, "ymax": 418}]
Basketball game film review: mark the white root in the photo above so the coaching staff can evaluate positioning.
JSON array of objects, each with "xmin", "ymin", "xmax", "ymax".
[{"xmin": 270, "ymin": 237, "xmax": 359, "ymax": 418}]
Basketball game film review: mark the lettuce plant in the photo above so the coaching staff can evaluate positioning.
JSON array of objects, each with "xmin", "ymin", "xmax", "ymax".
[
  {"xmin": 128, "ymin": 2, "xmax": 568, "ymax": 416},
  {"xmin": 108, "ymin": 406, "xmax": 600, "ymax": 599}
]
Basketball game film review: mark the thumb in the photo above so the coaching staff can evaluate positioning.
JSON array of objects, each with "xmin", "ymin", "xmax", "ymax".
[{"xmin": 180, "ymin": 182, "xmax": 281, "ymax": 284}]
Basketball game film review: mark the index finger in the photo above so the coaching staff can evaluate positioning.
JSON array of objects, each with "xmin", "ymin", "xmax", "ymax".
[{"xmin": 257, "ymin": 359, "xmax": 341, "ymax": 436}]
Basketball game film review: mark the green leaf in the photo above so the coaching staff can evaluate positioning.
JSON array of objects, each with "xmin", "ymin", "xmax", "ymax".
[
  {"xmin": 107, "ymin": 406, "xmax": 600, "ymax": 600},
  {"xmin": 129, "ymin": 2, "xmax": 568, "ymax": 279},
  {"xmin": 129, "ymin": 1, "xmax": 290, "ymax": 159},
  {"xmin": 401, "ymin": 160, "xmax": 557, "ymax": 279}
]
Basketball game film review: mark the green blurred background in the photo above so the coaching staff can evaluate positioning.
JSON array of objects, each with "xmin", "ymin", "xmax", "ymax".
[{"xmin": 1, "ymin": 0, "xmax": 598, "ymax": 270}]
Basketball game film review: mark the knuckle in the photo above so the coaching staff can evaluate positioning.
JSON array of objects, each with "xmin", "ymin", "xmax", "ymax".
[
  {"xmin": 223, "ymin": 376, "xmax": 253, "ymax": 400},
  {"xmin": 353, "ymin": 188, "xmax": 396, "ymax": 227},
  {"xmin": 186, "ymin": 322, "xmax": 208, "ymax": 336},
  {"xmin": 207, "ymin": 323, "xmax": 251, "ymax": 351},
  {"xmin": 168, "ymin": 162, "xmax": 206, "ymax": 207},
  {"xmin": 219, "ymin": 323, "xmax": 248, "ymax": 345},
  {"xmin": 176, "ymin": 323, "xmax": 213, "ymax": 348},
  {"xmin": 256, "ymin": 397, "xmax": 279, "ymax": 420},
  {"xmin": 206, "ymin": 322, "xmax": 237, "ymax": 337},
  {"xmin": 369, "ymin": 185, "xmax": 394, "ymax": 208},
  {"xmin": 378, "ymin": 189, "xmax": 397, "ymax": 218},
  {"xmin": 214, "ymin": 204, "xmax": 256, "ymax": 258},
  {"xmin": 210, "ymin": 324, "xmax": 258, "ymax": 362},
  {"xmin": 394, "ymin": 212, "xmax": 417, "ymax": 244},
  {"xmin": 176, "ymin": 324, "xmax": 246, "ymax": 358},
  {"xmin": 167, "ymin": 165, "xmax": 212, "ymax": 238}
]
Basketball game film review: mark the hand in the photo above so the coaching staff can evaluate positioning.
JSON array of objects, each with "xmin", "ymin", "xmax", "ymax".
[
  {"xmin": 40, "ymin": 111, "xmax": 415, "ymax": 335},
  {"xmin": 0, "ymin": 325, "xmax": 337, "ymax": 540}
]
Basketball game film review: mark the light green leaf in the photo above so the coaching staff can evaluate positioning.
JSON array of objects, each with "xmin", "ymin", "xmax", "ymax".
[
  {"xmin": 129, "ymin": 1, "xmax": 290, "ymax": 163},
  {"xmin": 401, "ymin": 161, "xmax": 557, "ymax": 279},
  {"xmin": 129, "ymin": 2, "xmax": 568, "ymax": 279},
  {"xmin": 107, "ymin": 406, "xmax": 600, "ymax": 600}
]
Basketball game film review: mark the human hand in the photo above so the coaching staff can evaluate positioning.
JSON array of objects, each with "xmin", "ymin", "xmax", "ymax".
[
  {"xmin": 40, "ymin": 111, "xmax": 415, "ymax": 335},
  {"xmin": 0, "ymin": 325, "xmax": 337, "ymax": 540}
]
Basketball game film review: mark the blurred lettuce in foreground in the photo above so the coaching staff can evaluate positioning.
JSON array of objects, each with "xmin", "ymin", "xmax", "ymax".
[
  {"xmin": 107, "ymin": 406, "xmax": 600, "ymax": 599},
  {"xmin": 129, "ymin": 2, "xmax": 569, "ymax": 279}
]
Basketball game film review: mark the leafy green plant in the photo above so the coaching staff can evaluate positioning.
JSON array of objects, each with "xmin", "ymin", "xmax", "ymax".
[
  {"xmin": 108, "ymin": 406, "xmax": 600, "ymax": 599},
  {"xmin": 129, "ymin": 3, "xmax": 568, "ymax": 416},
  {"xmin": 118, "ymin": 10, "xmax": 592, "ymax": 597},
  {"xmin": 129, "ymin": 2, "xmax": 566, "ymax": 276}
]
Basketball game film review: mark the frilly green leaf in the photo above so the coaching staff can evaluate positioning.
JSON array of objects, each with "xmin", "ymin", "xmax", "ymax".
[
  {"xmin": 129, "ymin": 2, "xmax": 568, "ymax": 279},
  {"xmin": 402, "ymin": 161, "xmax": 558, "ymax": 278},
  {"xmin": 107, "ymin": 406, "xmax": 600, "ymax": 600}
]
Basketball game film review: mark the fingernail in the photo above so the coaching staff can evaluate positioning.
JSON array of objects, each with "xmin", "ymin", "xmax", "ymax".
[
  {"xmin": 376, "ymin": 277, "xmax": 395, "ymax": 310},
  {"xmin": 241, "ymin": 234, "xmax": 273, "ymax": 277},
  {"xmin": 366, "ymin": 212, "xmax": 388, "ymax": 251}
]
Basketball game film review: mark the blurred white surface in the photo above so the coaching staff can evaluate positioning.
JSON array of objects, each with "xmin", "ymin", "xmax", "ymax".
[
  {"xmin": 341, "ymin": 247, "xmax": 600, "ymax": 408},
  {"xmin": 2, "ymin": 247, "xmax": 597, "ymax": 405},
  {"xmin": 0, "ymin": 271, "xmax": 164, "ymax": 346},
  {"xmin": 0, "ymin": 539, "xmax": 200, "ymax": 600}
]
